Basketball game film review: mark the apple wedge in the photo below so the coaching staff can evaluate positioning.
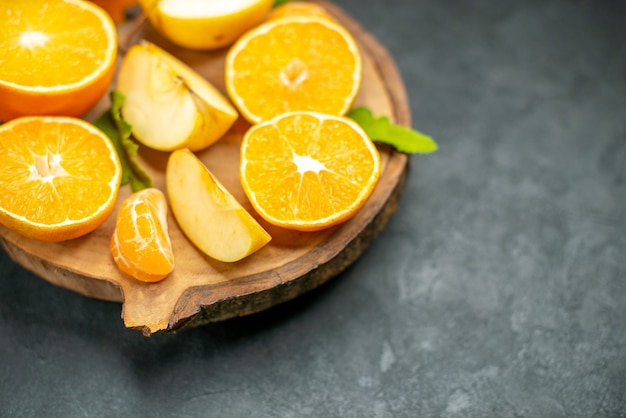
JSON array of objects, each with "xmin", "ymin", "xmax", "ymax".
[
  {"xmin": 138, "ymin": 0, "xmax": 274, "ymax": 50},
  {"xmin": 117, "ymin": 41, "xmax": 238, "ymax": 152},
  {"xmin": 166, "ymin": 149, "xmax": 271, "ymax": 262}
]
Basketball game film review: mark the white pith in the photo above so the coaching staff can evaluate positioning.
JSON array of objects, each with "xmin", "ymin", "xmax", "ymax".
[{"xmin": 19, "ymin": 31, "xmax": 49, "ymax": 49}]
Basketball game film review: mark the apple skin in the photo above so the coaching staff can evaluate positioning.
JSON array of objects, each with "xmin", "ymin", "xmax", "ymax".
[
  {"xmin": 166, "ymin": 148, "xmax": 271, "ymax": 262},
  {"xmin": 117, "ymin": 42, "xmax": 238, "ymax": 152},
  {"xmin": 138, "ymin": 0, "xmax": 274, "ymax": 50}
]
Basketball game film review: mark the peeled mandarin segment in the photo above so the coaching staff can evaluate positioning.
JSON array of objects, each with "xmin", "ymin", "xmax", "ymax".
[
  {"xmin": 0, "ymin": 0, "xmax": 118, "ymax": 120},
  {"xmin": 166, "ymin": 149, "xmax": 271, "ymax": 263},
  {"xmin": 110, "ymin": 188, "xmax": 174, "ymax": 283},
  {"xmin": 240, "ymin": 111, "xmax": 381, "ymax": 231},
  {"xmin": 225, "ymin": 16, "xmax": 362, "ymax": 124},
  {"xmin": 0, "ymin": 116, "xmax": 122, "ymax": 242},
  {"xmin": 138, "ymin": 0, "xmax": 273, "ymax": 50}
]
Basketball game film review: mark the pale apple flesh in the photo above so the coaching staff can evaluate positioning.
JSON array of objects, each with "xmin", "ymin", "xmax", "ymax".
[
  {"xmin": 138, "ymin": 0, "xmax": 274, "ymax": 50},
  {"xmin": 160, "ymin": 0, "xmax": 268, "ymax": 17},
  {"xmin": 166, "ymin": 148, "xmax": 271, "ymax": 262},
  {"xmin": 116, "ymin": 42, "xmax": 238, "ymax": 152}
]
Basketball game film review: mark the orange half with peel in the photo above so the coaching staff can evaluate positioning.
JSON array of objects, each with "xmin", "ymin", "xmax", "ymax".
[
  {"xmin": 0, "ymin": 0, "xmax": 118, "ymax": 121},
  {"xmin": 0, "ymin": 116, "xmax": 122, "ymax": 242},
  {"xmin": 226, "ymin": 15, "xmax": 362, "ymax": 124},
  {"xmin": 240, "ymin": 111, "xmax": 381, "ymax": 231}
]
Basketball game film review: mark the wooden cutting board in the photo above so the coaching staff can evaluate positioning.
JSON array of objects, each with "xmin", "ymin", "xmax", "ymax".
[{"xmin": 0, "ymin": 1, "xmax": 410, "ymax": 336}]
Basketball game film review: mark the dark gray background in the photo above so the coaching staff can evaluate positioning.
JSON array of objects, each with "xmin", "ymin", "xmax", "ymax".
[{"xmin": 1, "ymin": 0, "xmax": 625, "ymax": 416}]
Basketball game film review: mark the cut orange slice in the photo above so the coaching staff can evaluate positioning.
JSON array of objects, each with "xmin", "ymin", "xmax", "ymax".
[
  {"xmin": 110, "ymin": 188, "xmax": 175, "ymax": 282},
  {"xmin": 240, "ymin": 111, "xmax": 381, "ymax": 231},
  {"xmin": 0, "ymin": 0, "xmax": 118, "ymax": 121},
  {"xmin": 0, "ymin": 116, "xmax": 122, "ymax": 242},
  {"xmin": 225, "ymin": 16, "xmax": 361, "ymax": 124}
]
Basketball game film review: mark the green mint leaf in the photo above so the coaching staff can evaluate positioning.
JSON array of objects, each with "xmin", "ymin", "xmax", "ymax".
[
  {"xmin": 273, "ymin": 0, "xmax": 293, "ymax": 7},
  {"xmin": 347, "ymin": 106, "xmax": 438, "ymax": 154},
  {"xmin": 93, "ymin": 90, "xmax": 153, "ymax": 192}
]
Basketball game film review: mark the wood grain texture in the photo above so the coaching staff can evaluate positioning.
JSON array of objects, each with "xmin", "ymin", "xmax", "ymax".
[{"xmin": 0, "ymin": 1, "xmax": 411, "ymax": 335}]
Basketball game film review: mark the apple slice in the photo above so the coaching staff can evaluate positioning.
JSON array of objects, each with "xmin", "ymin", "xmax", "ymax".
[
  {"xmin": 117, "ymin": 41, "xmax": 238, "ymax": 152},
  {"xmin": 138, "ymin": 0, "xmax": 274, "ymax": 50},
  {"xmin": 166, "ymin": 148, "xmax": 271, "ymax": 262}
]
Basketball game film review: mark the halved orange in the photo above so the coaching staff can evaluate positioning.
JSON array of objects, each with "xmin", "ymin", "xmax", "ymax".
[
  {"xmin": 0, "ymin": 0, "xmax": 118, "ymax": 121},
  {"xmin": 225, "ymin": 15, "xmax": 361, "ymax": 124},
  {"xmin": 0, "ymin": 116, "xmax": 122, "ymax": 242},
  {"xmin": 240, "ymin": 111, "xmax": 381, "ymax": 231},
  {"xmin": 110, "ymin": 188, "xmax": 174, "ymax": 282}
]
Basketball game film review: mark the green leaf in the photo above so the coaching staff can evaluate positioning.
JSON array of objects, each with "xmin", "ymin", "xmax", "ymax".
[
  {"xmin": 273, "ymin": 0, "xmax": 293, "ymax": 7},
  {"xmin": 93, "ymin": 90, "xmax": 153, "ymax": 192},
  {"xmin": 347, "ymin": 106, "xmax": 438, "ymax": 154}
]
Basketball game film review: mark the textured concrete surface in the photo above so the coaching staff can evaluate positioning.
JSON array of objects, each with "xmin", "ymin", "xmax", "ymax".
[{"xmin": 1, "ymin": 1, "xmax": 625, "ymax": 417}]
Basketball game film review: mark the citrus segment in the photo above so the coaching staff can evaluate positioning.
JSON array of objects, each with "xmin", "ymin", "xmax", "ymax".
[
  {"xmin": 240, "ymin": 111, "xmax": 381, "ymax": 231},
  {"xmin": 110, "ymin": 188, "xmax": 174, "ymax": 282},
  {"xmin": 225, "ymin": 16, "xmax": 362, "ymax": 124},
  {"xmin": 0, "ymin": 0, "xmax": 118, "ymax": 121},
  {"xmin": 0, "ymin": 116, "xmax": 122, "ymax": 242}
]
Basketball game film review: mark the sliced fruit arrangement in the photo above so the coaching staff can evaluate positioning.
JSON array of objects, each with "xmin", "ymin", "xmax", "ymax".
[
  {"xmin": 225, "ymin": 13, "xmax": 362, "ymax": 124},
  {"xmin": 166, "ymin": 149, "xmax": 271, "ymax": 263},
  {"xmin": 110, "ymin": 188, "xmax": 174, "ymax": 282},
  {"xmin": 240, "ymin": 111, "xmax": 381, "ymax": 231},
  {"xmin": 116, "ymin": 41, "xmax": 238, "ymax": 152},
  {"xmin": 0, "ymin": 0, "xmax": 118, "ymax": 121},
  {"xmin": 0, "ymin": 1, "xmax": 396, "ymax": 273},
  {"xmin": 138, "ymin": 0, "xmax": 274, "ymax": 50},
  {"xmin": 0, "ymin": 116, "xmax": 122, "ymax": 242}
]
